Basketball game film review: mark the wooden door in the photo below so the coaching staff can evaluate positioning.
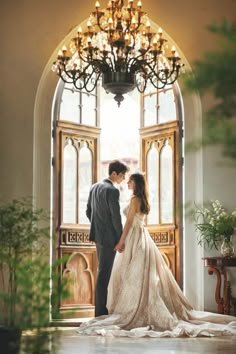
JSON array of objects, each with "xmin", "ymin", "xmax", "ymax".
[
  {"xmin": 54, "ymin": 121, "xmax": 100, "ymax": 318},
  {"xmin": 140, "ymin": 120, "xmax": 182, "ymax": 284}
]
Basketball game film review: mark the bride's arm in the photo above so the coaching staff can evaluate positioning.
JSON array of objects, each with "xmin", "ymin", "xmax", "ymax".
[{"xmin": 114, "ymin": 197, "xmax": 138, "ymax": 252}]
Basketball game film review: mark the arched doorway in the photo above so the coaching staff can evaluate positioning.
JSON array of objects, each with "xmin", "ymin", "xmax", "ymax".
[
  {"xmin": 51, "ymin": 73, "xmax": 184, "ymax": 318},
  {"xmin": 33, "ymin": 17, "xmax": 204, "ymax": 322}
]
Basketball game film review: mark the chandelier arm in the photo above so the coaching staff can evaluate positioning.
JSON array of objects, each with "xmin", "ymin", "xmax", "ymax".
[
  {"xmin": 127, "ymin": 49, "xmax": 149, "ymax": 71},
  {"xmin": 157, "ymin": 66, "xmax": 180, "ymax": 85},
  {"xmin": 136, "ymin": 12, "xmax": 142, "ymax": 30},
  {"xmin": 76, "ymin": 53, "xmax": 93, "ymax": 68},
  {"xmin": 167, "ymin": 74, "xmax": 179, "ymax": 85},
  {"xmin": 125, "ymin": 11, "xmax": 140, "ymax": 34},
  {"xmin": 157, "ymin": 74, "xmax": 172, "ymax": 85},
  {"xmin": 73, "ymin": 58, "xmax": 92, "ymax": 72},
  {"xmin": 132, "ymin": 46, "xmax": 151, "ymax": 62},
  {"xmin": 72, "ymin": 62, "xmax": 98, "ymax": 90},
  {"xmin": 123, "ymin": 47, "xmax": 133, "ymax": 70},
  {"xmin": 72, "ymin": 65, "xmax": 100, "ymax": 92},
  {"xmin": 100, "ymin": 2, "xmax": 116, "ymax": 33},
  {"xmin": 143, "ymin": 60, "xmax": 176, "ymax": 87},
  {"xmin": 97, "ymin": 17, "xmax": 111, "ymax": 32},
  {"xmin": 73, "ymin": 78, "xmax": 86, "ymax": 90},
  {"xmin": 129, "ymin": 54, "xmax": 154, "ymax": 74},
  {"xmin": 159, "ymin": 74, "xmax": 178, "ymax": 85},
  {"xmin": 77, "ymin": 52, "xmax": 88, "ymax": 62},
  {"xmin": 76, "ymin": 57, "xmax": 105, "ymax": 81},
  {"xmin": 59, "ymin": 74, "xmax": 74, "ymax": 85},
  {"xmin": 84, "ymin": 72, "xmax": 101, "ymax": 92},
  {"xmin": 78, "ymin": 48, "xmax": 103, "ymax": 67},
  {"xmin": 93, "ymin": 7, "xmax": 105, "ymax": 32},
  {"xmin": 149, "ymin": 76, "xmax": 167, "ymax": 90},
  {"xmin": 99, "ymin": 52, "xmax": 114, "ymax": 72},
  {"xmin": 111, "ymin": 1, "xmax": 116, "ymax": 23},
  {"xmin": 60, "ymin": 63, "xmax": 83, "ymax": 83},
  {"xmin": 125, "ymin": 9, "xmax": 132, "ymax": 33},
  {"xmin": 148, "ymin": 65, "xmax": 170, "ymax": 89},
  {"xmin": 56, "ymin": 64, "xmax": 74, "ymax": 83}
]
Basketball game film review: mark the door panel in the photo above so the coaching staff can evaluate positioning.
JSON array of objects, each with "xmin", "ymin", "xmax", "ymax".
[
  {"xmin": 54, "ymin": 121, "xmax": 100, "ymax": 318},
  {"xmin": 141, "ymin": 121, "xmax": 182, "ymax": 285}
]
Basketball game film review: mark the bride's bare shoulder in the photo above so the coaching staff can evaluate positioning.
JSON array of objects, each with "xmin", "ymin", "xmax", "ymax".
[
  {"xmin": 130, "ymin": 195, "xmax": 138, "ymax": 202},
  {"xmin": 130, "ymin": 196, "xmax": 141, "ymax": 212}
]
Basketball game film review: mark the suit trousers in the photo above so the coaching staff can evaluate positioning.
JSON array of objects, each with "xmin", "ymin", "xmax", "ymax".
[{"xmin": 95, "ymin": 243, "xmax": 116, "ymax": 317}]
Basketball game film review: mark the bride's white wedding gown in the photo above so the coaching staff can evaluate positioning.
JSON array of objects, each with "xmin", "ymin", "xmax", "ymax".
[{"xmin": 79, "ymin": 207, "xmax": 236, "ymax": 337}]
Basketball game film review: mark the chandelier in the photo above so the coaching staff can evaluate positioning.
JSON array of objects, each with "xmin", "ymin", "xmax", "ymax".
[{"xmin": 52, "ymin": 0, "xmax": 184, "ymax": 106}]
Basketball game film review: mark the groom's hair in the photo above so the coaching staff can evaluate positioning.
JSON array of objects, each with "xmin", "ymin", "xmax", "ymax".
[{"xmin": 108, "ymin": 160, "xmax": 129, "ymax": 175}]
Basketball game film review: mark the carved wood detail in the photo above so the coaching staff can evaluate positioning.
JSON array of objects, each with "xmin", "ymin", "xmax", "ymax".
[
  {"xmin": 149, "ymin": 230, "xmax": 174, "ymax": 244},
  {"xmin": 59, "ymin": 247, "xmax": 98, "ymax": 317},
  {"xmin": 61, "ymin": 252, "xmax": 94, "ymax": 306},
  {"xmin": 60, "ymin": 229, "xmax": 91, "ymax": 245}
]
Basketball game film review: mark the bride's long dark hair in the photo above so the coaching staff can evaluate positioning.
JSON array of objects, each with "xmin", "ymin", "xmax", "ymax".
[{"xmin": 130, "ymin": 173, "xmax": 150, "ymax": 215}]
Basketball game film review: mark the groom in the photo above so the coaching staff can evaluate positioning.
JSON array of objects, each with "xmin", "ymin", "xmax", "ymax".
[{"xmin": 86, "ymin": 160, "xmax": 129, "ymax": 317}]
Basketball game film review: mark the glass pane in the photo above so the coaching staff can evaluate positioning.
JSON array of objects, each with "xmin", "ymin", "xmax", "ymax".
[
  {"xmin": 147, "ymin": 143, "xmax": 159, "ymax": 224},
  {"xmin": 159, "ymin": 89, "xmax": 176, "ymax": 123},
  {"xmin": 81, "ymin": 92, "xmax": 96, "ymax": 126},
  {"xmin": 79, "ymin": 143, "xmax": 92, "ymax": 224},
  {"xmin": 63, "ymin": 140, "xmax": 77, "ymax": 223},
  {"xmin": 160, "ymin": 140, "xmax": 173, "ymax": 223},
  {"xmin": 60, "ymin": 86, "xmax": 80, "ymax": 123},
  {"xmin": 144, "ymin": 93, "xmax": 157, "ymax": 127}
]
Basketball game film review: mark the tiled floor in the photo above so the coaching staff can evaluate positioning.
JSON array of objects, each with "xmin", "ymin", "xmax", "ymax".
[{"xmin": 48, "ymin": 328, "xmax": 236, "ymax": 354}]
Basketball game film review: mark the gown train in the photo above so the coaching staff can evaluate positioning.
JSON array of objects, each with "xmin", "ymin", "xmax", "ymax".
[{"xmin": 79, "ymin": 208, "xmax": 236, "ymax": 337}]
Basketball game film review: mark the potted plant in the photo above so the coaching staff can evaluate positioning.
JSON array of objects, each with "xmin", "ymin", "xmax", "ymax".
[
  {"xmin": 193, "ymin": 199, "xmax": 236, "ymax": 256},
  {"xmin": 0, "ymin": 198, "xmax": 68, "ymax": 354}
]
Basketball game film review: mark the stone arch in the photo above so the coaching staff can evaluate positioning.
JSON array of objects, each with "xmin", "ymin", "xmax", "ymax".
[{"xmin": 33, "ymin": 16, "xmax": 204, "ymax": 311}]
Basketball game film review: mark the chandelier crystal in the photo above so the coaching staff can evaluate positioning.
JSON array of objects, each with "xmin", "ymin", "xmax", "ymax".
[{"xmin": 52, "ymin": 0, "xmax": 184, "ymax": 106}]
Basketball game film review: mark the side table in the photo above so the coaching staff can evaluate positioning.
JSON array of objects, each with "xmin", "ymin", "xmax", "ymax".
[{"xmin": 202, "ymin": 256, "xmax": 236, "ymax": 315}]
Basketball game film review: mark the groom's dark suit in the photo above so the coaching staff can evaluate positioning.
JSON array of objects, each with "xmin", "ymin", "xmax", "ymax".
[{"xmin": 86, "ymin": 178, "xmax": 122, "ymax": 316}]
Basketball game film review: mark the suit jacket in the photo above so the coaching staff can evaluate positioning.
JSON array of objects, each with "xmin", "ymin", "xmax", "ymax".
[{"xmin": 86, "ymin": 179, "xmax": 122, "ymax": 247}]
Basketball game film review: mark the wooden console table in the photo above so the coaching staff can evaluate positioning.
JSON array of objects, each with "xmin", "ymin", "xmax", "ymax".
[{"xmin": 202, "ymin": 256, "xmax": 236, "ymax": 315}]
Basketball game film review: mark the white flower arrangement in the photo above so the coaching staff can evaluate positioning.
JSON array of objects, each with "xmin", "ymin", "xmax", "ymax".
[{"xmin": 194, "ymin": 200, "xmax": 236, "ymax": 250}]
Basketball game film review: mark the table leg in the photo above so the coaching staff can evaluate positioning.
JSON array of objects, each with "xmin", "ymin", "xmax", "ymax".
[
  {"xmin": 207, "ymin": 266, "xmax": 224, "ymax": 314},
  {"xmin": 207, "ymin": 266, "xmax": 232, "ymax": 314}
]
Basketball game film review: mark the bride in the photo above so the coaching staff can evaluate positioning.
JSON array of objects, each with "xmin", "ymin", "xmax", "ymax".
[{"xmin": 79, "ymin": 173, "xmax": 236, "ymax": 337}]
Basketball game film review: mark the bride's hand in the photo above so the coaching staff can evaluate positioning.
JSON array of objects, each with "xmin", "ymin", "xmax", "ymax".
[{"xmin": 114, "ymin": 241, "xmax": 125, "ymax": 253}]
